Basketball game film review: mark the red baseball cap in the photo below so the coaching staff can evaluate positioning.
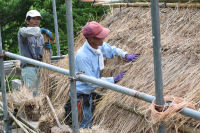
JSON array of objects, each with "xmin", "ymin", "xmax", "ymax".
[{"xmin": 82, "ymin": 21, "xmax": 110, "ymax": 39}]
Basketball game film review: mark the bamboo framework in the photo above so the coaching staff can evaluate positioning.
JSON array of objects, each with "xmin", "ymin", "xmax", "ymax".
[{"xmin": 93, "ymin": 2, "xmax": 200, "ymax": 8}]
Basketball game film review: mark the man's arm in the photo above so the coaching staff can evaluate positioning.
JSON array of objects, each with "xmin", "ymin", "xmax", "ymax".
[
  {"xmin": 19, "ymin": 27, "xmax": 41, "ymax": 37},
  {"xmin": 76, "ymin": 56, "xmax": 114, "ymax": 89},
  {"xmin": 100, "ymin": 42, "xmax": 139, "ymax": 62},
  {"xmin": 100, "ymin": 42, "xmax": 127, "ymax": 59}
]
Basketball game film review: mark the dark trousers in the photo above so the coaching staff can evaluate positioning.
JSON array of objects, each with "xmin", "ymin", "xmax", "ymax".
[{"xmin": 64, "ymin": 93, "xmax": 92, "ymax": 128}]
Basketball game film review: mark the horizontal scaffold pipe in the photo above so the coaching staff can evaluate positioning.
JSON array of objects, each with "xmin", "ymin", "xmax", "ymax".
[
  {"xmin": 93, "ymin": 2, "xmax": 200, "ymax": 8},
  {"xmin": 4, "ymin": 51, "xmax": 200, "ymax": 120}
]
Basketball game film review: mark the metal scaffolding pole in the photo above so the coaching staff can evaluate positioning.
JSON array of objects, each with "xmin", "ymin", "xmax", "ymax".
[
  {"xmin": 150, "ymin": 0, "xmax": 165, "ymax": 132},
  {"xmin": 65, "ymin": 0, "xmax": 79, "ymax": 132},
  {"xmin": 52, "ymin": 0, "xmax": 61, "ymax": 56},
  {"xmin": 4, "ymin": 52, "xmax": 200, "ymax": 121},
  {"xmin": 0, "ymin": 26, "xmax": 10, "ymax": 132}
]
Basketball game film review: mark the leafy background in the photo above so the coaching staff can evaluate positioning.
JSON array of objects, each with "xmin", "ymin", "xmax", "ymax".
[{"xmin": 0, "ymin": 0, "xmax": 108, "ymax": 55}]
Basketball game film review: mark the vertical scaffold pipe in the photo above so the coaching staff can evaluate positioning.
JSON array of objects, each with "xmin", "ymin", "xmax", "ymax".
[
  {"xmin": 0, "ymin": 26, "xmax": 10, "ymax": 132},
  {"xmin": 65, "ymin": 0, "xmax": 79, "ymax": 132},
  {"xmin": 52, "ymin": 0, "xmax": 61, "ymax": 56},
  {"xmin": 150, "ymin": 0, "xmax": 166, "ymax": 132}
]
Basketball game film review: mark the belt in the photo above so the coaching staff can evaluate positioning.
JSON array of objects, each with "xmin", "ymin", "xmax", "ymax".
[
  {"xmin": 22, "ymin": 64, "xmax": 37, "ymax": 68},
  {"xmin": 26, "ymin": 64, "xmax": 36, "ymax": 67},
  {"xmin": 77, "ymin": 93, "xmax": 90, "ymax": 98}
]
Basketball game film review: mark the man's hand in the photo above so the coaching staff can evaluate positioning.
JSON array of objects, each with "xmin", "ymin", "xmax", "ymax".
[
  {"xmin": 40, "ymin": 28, "xmax": 53, "ymax": 41},
  {"xmin": 125, "ymin": 54, "xmax": 139, "ymax": 62},
  {"xmin": 44, "ymin": 42, "xmax": 51, "ymax": 49},
  {"xmin": 114, "ymin": 72, "xmax": 126, "ymax": 83}
]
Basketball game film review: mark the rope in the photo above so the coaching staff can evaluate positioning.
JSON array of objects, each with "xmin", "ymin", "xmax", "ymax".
[{"xmin": 150, "ymin": 96, "xmax": 195, "ymax": 124}]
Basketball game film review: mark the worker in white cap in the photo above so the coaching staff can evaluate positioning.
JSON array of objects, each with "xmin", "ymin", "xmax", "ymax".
[{"xmin": 18, "ymin": 10, "xmax": 53, "ymax": 96}]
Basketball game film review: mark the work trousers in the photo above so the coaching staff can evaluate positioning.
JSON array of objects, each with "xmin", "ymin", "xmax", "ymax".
[
  {"xmin": 64, "ymin": 93, "xmax": 92, "ymax": 128},
  {"xmin": 77, "ymin": 93, "xmax": 92, "ymax": 128},
  {"xmin": 21, "ymin": 66, "xmax": 40, "ymax": 96}
]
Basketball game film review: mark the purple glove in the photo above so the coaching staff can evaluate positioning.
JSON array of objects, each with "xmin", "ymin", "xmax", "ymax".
[
  {"xmin": 114, "ymin": 72, "xmax": 126, "ymax": 83},
  {"xmin": 125, "ymin": 54, "xmax": 139, "ymax": 62}
]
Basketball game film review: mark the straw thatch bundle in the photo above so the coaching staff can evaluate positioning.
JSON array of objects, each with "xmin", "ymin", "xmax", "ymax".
[
  {"xmin": 36, "ymin": 33, "xmax": 86, "ymax": 130},
  {"xmin": 0, "ymin": 87, "xmax": 42, "ymax": 121},
  {"xmin": 89, "ymin": 7, "xmax": 200, "ymax": 132},
  {"xmin": 39, "ymin": 34, "xmax": 52, "ymax": 97}
]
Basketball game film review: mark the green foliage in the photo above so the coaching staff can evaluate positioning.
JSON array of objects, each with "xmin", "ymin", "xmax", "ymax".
[
  {"xmin": 0, "ymin": 75, "xmax": 20, "ymax": 92},
  {"xmin": 0, "ymin": 0, "xmax": 35, "ymax": 53},
  {"xmin": 0, "ymin": 0, "xmax": 108, "ymax": 56},
  {"xmin": 0, "ymin": 0, "xmax": 34, "ymax": 26}
]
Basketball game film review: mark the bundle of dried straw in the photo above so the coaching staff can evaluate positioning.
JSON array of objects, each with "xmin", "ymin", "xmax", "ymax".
[{"xmin": 93, "ymin": 7, "xmax": 200, "ymax": 132}]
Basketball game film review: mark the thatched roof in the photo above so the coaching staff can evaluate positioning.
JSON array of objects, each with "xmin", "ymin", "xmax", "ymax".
[
  {"xmin": 90, "ymin": 7, "xmax": 200, "ymax": 132},
  {"xmin": 3, "ymin": 6, "xmax": 200, "ymax": 133}
]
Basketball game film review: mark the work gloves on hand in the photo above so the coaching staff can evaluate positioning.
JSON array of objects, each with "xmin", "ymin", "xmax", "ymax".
[
  {"xmin": 45, "ymin": 42, "xmax": 52, "ymax": 49},
  {"xmin": 40, "ymin": 28, "xmax": 53, "ymax": 41},
  {"xmin": 125, "ymin": 54, "xmax": 140, "ymax": 62},
  {"xmin": 114, "ymin": 71, "xmax": 126, "ymax": 83},
  {"xmin": 41, "ymin": 28, "xmax": 53, "ymax": 49}
]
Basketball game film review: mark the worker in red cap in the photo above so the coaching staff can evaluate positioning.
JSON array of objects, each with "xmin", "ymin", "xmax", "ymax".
[
  {"xmin": 18, "ymin": 10, "xmax": 53, "ymax": 96},
  {"xmin": 66, "ymin": 21, "xmax": 139, "ymax": 128}
]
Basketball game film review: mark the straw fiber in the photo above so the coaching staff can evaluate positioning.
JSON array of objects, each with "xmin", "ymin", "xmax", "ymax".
[{"xmin": 92, "ymin": 7, "xmax": 200, "ymax": 133}]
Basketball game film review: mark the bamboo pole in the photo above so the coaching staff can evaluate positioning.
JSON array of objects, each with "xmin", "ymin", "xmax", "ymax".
[
  {"xmin": 93, "ymin": 2, "xmax": 200, "ymax": 8},
  {"xmin": 83, "ymin": 0, "xmax": 200, "ymax": 3},
  {"xmin": 8, "ymin": 112, "xmax": 30, "ymax": 133},
  {"xmin": 81, "ymin": 0, "xmax": 123, "ymax": 2},
  {"xmin": 128, "ymin": 0, "xmax": 200, "ymax": 2},
  {"xmin": 17, "ymin": 117, "xmax": 39, "ymax": 133},
  {"xmin": 46, "ymin": 95, "xmax": 62, "ymax": 128},
  {"xmin": 0, "ymin": 102, "xmax": 38, "ymax": 133},
  {"xmin": 166, "ymin": 2, "xmax": 200, "ymax": 8},
  {"xmin": 93, "ymin": 2, "xmax": 150, "ymax": 7}
]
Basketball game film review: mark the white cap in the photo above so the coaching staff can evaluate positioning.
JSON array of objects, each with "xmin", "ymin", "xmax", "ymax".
[{"xmin": 26, "ymin": 10, "xmax": 42, "ymax": 19}]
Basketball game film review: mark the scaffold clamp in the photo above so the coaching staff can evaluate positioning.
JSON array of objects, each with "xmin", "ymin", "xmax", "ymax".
[
  {"xmin": 0, "ymin": 50, "xmax": 6, "ymax": 58},
  {"xmin": 68, "ymin": 71, "xmax": 85, "ymax": 82}
]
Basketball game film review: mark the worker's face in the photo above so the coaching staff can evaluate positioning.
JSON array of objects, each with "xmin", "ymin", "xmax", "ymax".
[
  {"xmin": 88, "ymin": 37, "xmax": 105, "ymax": 49},
  {"xmin": 26, "ymin": 17, "xmax": 41, "ymax": 27}
]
